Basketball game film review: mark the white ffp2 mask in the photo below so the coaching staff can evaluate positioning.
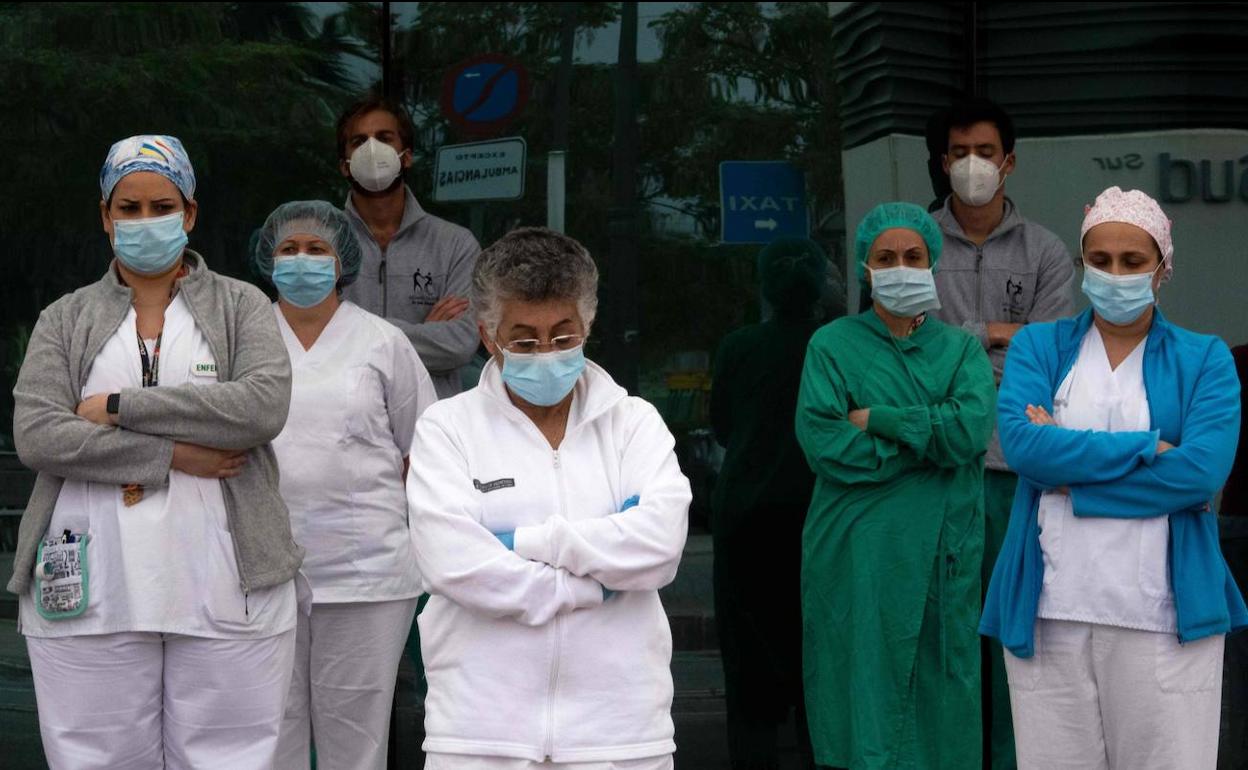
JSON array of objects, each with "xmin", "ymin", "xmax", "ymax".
[
  {"xmin": 949, "ymin": 154, "xmax": 1007, "ymax": 207},
  {"xmin": 348, "ymin": 138, "xmax": 405, "ymax": 192}
]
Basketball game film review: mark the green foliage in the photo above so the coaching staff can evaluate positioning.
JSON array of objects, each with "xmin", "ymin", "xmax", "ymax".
[
  {"xmin": 0, "ymin": 2, "xmax": 366, "ymax": 319},
  {"xmin": 0, "ymin": 2, "xmax": 373, "ymax": 442},
  {"xmin": 0, "ymin": 2, "xmax": 845, "ymax": 444},
  {"xmin": 646, "ymin": 2, "xmax": 843, "ymax": 236},
  {"xmin": 340, "ymin": 2, "xmax": 844, "ymax": 374}
]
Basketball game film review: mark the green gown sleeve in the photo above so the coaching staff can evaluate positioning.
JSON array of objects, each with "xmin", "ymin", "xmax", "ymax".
[
  {"xmin": 865, "ymin": 336, "xmax": 997, "ymax": 469},
  {"xmin": 796, "ymin": 329, "xmax": 921, "ymax": 485}
]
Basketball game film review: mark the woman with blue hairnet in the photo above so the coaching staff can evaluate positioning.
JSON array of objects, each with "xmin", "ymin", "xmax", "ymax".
[
  {"xmin": 796, "ymin": 202, "xmax": 996, "ymax": 769},
  {"xmin": 710, "ymin": 238, "xmax": 826, "ymax": 768},
  {"xmin": 11, "ymin": 135, "xmax": 301, "ymax": 768},
  {"xmin": 252, "ymin": 201, "xmax": 437, "ymax": 770}
]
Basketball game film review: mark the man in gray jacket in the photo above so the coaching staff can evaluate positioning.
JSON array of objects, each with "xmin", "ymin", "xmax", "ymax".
[
  {"xmin": 336, "ymin": 96, "xmax": 481, "ymax": 398},
  {"xmin": 929, "ymin": 96, "xmax": 1075, "ymax": 770}
]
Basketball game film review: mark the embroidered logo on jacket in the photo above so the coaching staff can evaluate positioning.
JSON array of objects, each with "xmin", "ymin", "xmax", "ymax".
[{"xmin": 474, "ymin": 478, "xmax": 516, "ymax": 493}]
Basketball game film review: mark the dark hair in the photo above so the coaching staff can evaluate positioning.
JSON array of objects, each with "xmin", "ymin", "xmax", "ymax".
[
  {"xmin": 944, "ymin": 96, "xmax": 1016, "ymax": 154},
  {"xmin": 335, "ymin": 95, "xmax": 416, "ymax": 160},
  {"xmin": 924, "ymin": 107, "xmax": 953, "ymax": 204}
]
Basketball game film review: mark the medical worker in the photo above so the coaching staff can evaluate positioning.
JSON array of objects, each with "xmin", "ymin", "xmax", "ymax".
[
  {"xmin": 981, "ymin": 187, "xmax": 1247, "ymax": 769},
  {"xmin": 336, "ymin": 96, "xmax": 481, "ymax": 398},
  {"xmin": 797, "ymin": 202, "xmax": 996, "ymax": 770},
  {"xmin": 10, "ymin": 135, "xmax": 300, "ymax": 768},
  {"xmin": 710, "ymin": 238, "xmax": 825, "ymax": 768},
  {"xmin": 407, "ymin": 227, "xmax": 692, "ymax": 769},
  {"xmin": 253, "ymin": 201, "xmax": 437, "ymax": 770}
]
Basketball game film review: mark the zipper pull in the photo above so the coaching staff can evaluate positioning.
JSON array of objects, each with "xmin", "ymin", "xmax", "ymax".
[
  {"xmin": 245, "ymin": 591, "xmax": 250, "ymax": 619},
  {"xmin": 378, "ymin": 258, "xmax": 386, "ymax": 283}
]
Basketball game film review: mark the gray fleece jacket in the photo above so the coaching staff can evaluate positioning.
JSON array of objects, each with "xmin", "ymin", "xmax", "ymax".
[
  {"xmin": 343, "ymin": 186, "xmax": 481, "ymax": 399},
  {"xmin": 931, "ymin": 196, "xmax": 1075, "ymax": 471},
  {"xmin": 9, "ymin": 251, "xmax": 302, "ymax": 595}
]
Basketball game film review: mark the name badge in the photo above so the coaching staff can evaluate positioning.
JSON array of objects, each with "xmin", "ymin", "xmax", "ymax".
[
  {"xmin": 192, "ymin": 362, "xmax": 217, "ymax": 376},
  {"xmin": 474, "ymin": 478, "xmax": 515, "ymax": 494}
]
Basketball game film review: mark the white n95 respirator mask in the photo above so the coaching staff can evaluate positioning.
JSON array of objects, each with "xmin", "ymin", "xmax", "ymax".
[
  {"xmin": 349, "ymin": 137, "xmax": 405, "ymax": 192},
  {"xmin": 949, "ymin": 154, "xmax": 1007, "ymax": 207}
]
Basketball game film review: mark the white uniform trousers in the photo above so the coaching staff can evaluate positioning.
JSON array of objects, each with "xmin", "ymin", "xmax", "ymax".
[
  {"xmin": 275, "ymin": 598, "xmax": 418, "ymax": 770},
  {"xmin": 424, "ymin": 754, "xmax": 674, "ymax": 770},
  {"xmin": 26, "ymin": 629, "xmax": 296, "ymax": 770},
  {"xmin": 1004, "ymin": 618, "xmax": 1224, "ymax": 770}
]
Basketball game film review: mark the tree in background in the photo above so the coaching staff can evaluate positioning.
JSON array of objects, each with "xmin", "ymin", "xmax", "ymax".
[
  {"xmin": 0, "ymin": 2, "xmax": 368, "ymax": 446},
  {"xmin": 641, "ymin": 2, "xmax": 844, "ymax": 375},
  {"xmin": 0, "ymin": 1, "xmax": 844, "ymax": 448},
  {"xmin": 341, "ymin": 2, "xmax": 843, "ymax": 384}
]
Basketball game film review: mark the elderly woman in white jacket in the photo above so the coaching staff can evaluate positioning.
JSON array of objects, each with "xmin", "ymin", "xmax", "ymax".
[{"xmin": 407, "ymin": 227, "xmax": 692, "ymax": 770}]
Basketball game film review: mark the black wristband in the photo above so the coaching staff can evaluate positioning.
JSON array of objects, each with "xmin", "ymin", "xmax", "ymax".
[{"xmin": 106, "ymin": 393, "xmax": 120, "ymax": 416}]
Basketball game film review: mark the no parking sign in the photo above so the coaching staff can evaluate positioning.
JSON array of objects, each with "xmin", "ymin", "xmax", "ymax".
[{"xmin": 440, "ymin": 54, "xmax": 529, "ymax": 136}]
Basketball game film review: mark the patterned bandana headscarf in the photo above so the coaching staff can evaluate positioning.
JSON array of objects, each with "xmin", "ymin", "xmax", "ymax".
[
  {"xmin": 1080, "ymin": 186, "xmax": 1173, "ymax": 280},
  {"xmin": 99, "ymin": 135, "xmax": 196, "ymax": 202}
]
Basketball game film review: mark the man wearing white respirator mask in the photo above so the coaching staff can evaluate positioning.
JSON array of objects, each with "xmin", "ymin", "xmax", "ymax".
[
  {"xmin": 927, "ymin": 96, "xmax": 1075, "ymax": 770},
  {"xmin": 336, "ymin": 95, "xmax": 482, "ymax": 399}
]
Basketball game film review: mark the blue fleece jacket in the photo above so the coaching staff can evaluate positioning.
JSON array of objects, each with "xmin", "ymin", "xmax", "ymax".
[{"xmin": 979, "ymin": 307, "xmax": 1247, "ymax": 657}]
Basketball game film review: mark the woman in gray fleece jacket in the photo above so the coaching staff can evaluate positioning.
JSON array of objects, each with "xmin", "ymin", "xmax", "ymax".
[{"xmin": 10, "ymin": 134, "xmax": 303, "ymax": 769}]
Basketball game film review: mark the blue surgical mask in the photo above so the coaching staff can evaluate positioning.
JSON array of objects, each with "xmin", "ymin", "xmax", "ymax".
[
  {"xmin": 1081, "ymin": 263, "xmax": 1159, "ymax": 325},
  {"xmin": 272, "ymin": 254, "xmax": 338, "ymax": 308},
  {"xmin": 112, "ymin": 211, "xmax": 188, "ymax": 275},
  {"xmin": 869, "ymin": 266, "xmax": 942, "ymax": 317},
  {"xmin": 500, "ymin": 345, "xmax": 586, "ymax": 407}
]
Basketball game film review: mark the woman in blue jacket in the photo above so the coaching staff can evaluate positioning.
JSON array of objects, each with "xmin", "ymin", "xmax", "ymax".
[{"xmin": 980, "ymin": 186, "xmax": 1246, "ymax": 769}]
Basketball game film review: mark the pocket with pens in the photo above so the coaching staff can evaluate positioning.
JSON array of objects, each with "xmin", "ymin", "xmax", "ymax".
[{"xmin": 35, "ymin": 530, "xmax": 90, "ymax": 620}]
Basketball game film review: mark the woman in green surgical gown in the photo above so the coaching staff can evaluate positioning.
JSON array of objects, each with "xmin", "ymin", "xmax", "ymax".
[{"xmin": 796, "ymin": 202, "xmax": 996, "ymax": 770}]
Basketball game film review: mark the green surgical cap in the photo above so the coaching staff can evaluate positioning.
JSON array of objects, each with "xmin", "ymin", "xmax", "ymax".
[
  {"xmin": 854, "ymin": 202, "xmax": 943, "ymax": 280},
  {"xmin": 252, "ymin": 200, "xmax": 362, "ymax": 288},
  {"xmin": 757, "ymin": 237, "xmax": 826, "ymax": 312}
]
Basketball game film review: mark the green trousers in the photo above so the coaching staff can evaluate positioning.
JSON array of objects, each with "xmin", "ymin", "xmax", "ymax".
[
  {"xmin": 404, "ymin": 593, "xmax": 431, "ymax": 698},
  {"xmin": 983, "ymin": 470, "xmax": 1017, "ymax": 770}
]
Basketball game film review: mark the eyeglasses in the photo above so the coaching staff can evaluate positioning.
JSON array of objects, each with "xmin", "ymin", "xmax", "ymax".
[{"xmin": 497, "ymin": 334, "xmax": 585, "ymax": 355}]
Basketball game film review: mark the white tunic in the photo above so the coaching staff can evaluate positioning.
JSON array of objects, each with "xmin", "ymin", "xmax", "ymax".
[
  {"xmin": 20, "ymin": 293, "xmax": 297, "ymax": 639},
  {"xmin": 272, "ymin": 301, "xmax": 436, "ymax": 603},
  {"xmin": 1035, "ymin": 326, "xmax": 1176, "ymax": 632},
  {"xmin": 409, "ymin": 360, "xmax": 691, "ymax": 762}
]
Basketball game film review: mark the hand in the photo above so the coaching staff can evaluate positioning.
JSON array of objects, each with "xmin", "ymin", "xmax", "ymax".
[
  {"xmin": 494, "ymin": 530, "xmax": 515, "ymax": 550},
  {"xmin": 848, "ymin": 409, "xmax": 870, "ymax": 431},
  {"xmin": 76, "ymin": 393, "xmax": 117, "ymax": 426},
  {"xmin": 987, "ymin": 322, "xmax": 1023, "ymax": 348},
  {"xmin": 1026, "ymin": 404, "xmax": 1058, "ymax": 426},
  {"xmin": 1157, "ymin": 439, "xmax": 1175, "ymax": 454},
  {"xmin": 171, "ymin": 442, "xmax": 247, "ymax": 479},
  {"xmin": 425, "ymin": 295, "xmax": 470, "ymax": 322}
]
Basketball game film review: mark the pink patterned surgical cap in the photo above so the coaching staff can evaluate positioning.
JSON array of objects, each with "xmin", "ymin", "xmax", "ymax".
[{"xmin": 1080, "ymin": 186, "xmax": 1174, "ymax": 280}]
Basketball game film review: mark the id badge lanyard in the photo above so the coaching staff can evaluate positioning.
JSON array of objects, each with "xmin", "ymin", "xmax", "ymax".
[{"xmin": 121, "ymin": 331, "xmax": 161, "ymax": 507}]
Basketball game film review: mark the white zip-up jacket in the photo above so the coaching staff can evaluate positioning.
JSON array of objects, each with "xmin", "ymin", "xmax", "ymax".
[{"xmin": 407, "ymin": 359, "xmax": 691, "ymax": 762}]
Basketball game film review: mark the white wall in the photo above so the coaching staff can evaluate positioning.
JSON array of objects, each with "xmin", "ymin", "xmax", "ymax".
[{"xmin": 842, "ymin": 129, "xmax": 1248, "ymax": 345}]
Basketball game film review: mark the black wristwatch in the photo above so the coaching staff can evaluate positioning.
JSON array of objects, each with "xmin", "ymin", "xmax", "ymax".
[{"xmin": 106, "ymin": 393, "xmax": 120, "ymax": 416}]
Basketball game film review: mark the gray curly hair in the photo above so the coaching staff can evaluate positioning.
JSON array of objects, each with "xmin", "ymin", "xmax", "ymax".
[{"xmin": 472, "ymin": 227, "xmax": 599, "ymax": 337}]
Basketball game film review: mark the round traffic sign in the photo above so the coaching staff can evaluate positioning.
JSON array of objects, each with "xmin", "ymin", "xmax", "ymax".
[{"xmin": 440, "ymin": 54, "xmax": 530, "ymax": 136}]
